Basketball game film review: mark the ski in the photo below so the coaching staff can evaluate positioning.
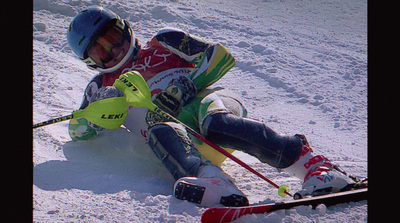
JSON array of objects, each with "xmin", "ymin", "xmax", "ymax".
[{"xmin": 201, "ymin": 187, "xmax": 367, "ymax": 223}]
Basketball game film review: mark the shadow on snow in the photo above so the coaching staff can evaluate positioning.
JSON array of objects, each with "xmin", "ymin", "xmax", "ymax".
[{"xmin": 33, "ymin": 128, "xmax": 175, "ymax": 195}]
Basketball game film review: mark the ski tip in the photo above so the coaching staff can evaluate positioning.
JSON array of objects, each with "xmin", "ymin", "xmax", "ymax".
[
  {"xmin": 201, "ymin": 206, "xmax": 249, "ymax": 223},
  {"xmin": 201, "ymin": 207, "xmax": 239, "ymax": 223},
  {"xmin": 201, "ymin": 207, "xmax": 219, "ymax": 223}
]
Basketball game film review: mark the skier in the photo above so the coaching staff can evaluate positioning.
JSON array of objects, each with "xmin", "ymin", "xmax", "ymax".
[{"xmin": 66, "ymin": 6, "xmax": 355, "ymax": 207}]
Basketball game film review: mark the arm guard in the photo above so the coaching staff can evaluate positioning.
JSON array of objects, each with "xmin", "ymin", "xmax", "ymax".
[{"xmin": 189, "ymin": 43, "xmax": 236, "ymax": 90}]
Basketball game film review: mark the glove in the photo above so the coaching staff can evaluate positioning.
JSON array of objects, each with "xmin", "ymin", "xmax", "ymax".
[
  {"xmin": 153, "ymin": 76, "xmax": 197, "ymax": 116},
  {"xmin": 89, "ymin": 86, "xmax": 125, "ymax": 103},
  {"xmin": 68, "ymin": 117, "xmax": 98, "ymax": 141},
  {"xmin": 87, "ymin": 86, "xmax": 125, "ymax": 131}
]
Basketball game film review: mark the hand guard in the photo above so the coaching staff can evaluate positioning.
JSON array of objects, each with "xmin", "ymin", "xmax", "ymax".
[
  {"xmin": 69, "ymin": 85, "xmax": 126, "ymax": 141},
  {"xmin": 153, "ymin": 76, "xmax": 197, "ymax": 116}
]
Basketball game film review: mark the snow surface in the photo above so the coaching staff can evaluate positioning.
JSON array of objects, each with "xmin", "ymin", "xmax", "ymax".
[{"xmin": 33, "ymin": 0, "xmax": 367, "ymax": 222}]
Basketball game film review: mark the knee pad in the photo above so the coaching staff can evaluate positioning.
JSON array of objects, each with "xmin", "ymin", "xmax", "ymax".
[
  {"xmin": 198, "ymin": 90, "xmax": 248, "ymax": 128},
  {"xmin": 147, "ymin": 122, "xmax": 202, "ymax": 180}
]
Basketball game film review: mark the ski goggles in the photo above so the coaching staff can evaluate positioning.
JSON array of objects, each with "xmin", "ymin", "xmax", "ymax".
[{"xmin": 84, "ymin": 20, "xmax": 131, "ymax": 69}]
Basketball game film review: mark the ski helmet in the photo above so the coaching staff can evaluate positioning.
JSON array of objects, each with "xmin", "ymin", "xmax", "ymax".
[{"xmin": 67, "ymin": 6, "xmax": 140, "ymax": 73}]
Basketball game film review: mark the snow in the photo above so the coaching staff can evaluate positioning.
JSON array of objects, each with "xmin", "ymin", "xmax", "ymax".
[{"xmin": 33, "ymin": 0, "xmax": 367, "ymax": 222}]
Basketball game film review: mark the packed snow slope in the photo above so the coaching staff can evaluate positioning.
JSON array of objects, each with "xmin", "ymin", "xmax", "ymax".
[{"xmin": 33, "ymin": 0, "xmax": 367, "ymax": 222}]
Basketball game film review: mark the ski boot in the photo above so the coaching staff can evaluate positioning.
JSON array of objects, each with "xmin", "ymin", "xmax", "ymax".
[
  {"xmin": 173, "ymin": 163, "xmax": 249, "ymax": 207},
  {"xmin": 147, "ymin": 122, "xmax": 248, "ymax": 207},
  {"xmin": 284, "ymin": 135, "xmax": 357, "ymax": 199}
]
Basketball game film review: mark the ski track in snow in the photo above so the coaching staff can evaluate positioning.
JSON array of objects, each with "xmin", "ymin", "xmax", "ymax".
[{"xmin": 33, "ymin": 0, "xmax": 367, "ymax": 222}]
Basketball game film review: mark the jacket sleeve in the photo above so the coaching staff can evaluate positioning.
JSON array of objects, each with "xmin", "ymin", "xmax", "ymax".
[
  {"xmin": 152, "ymin": 28, "xmax": 236, "ymax": 90},
  {"xmin": 152, "ymin": 27, "xmax": 211, "ymax": 64},
  {"xmin": 68, "ymin": 74, "xmax": 103, "ymax": 140}
]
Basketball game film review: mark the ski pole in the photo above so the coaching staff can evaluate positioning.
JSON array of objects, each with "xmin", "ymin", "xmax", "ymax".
[
  {"xmin": 113, "ymin": 71, "xmax": 292, "ymax": 197},
  {"xmin": 33, "ymin": 97, "xmax": 128, "ymax": 129},
  {"xmin": 33, "ymin": 114, "xmax": 74, "ymax": 129},
  {"xmin": 154, "ymin": 107, "xmax": 292, "ymax": 197}
]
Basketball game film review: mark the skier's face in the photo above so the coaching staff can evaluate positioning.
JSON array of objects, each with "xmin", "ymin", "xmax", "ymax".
[{"xmin": 87, "ymin": 25, "xmax": 130, "ymax": 69}]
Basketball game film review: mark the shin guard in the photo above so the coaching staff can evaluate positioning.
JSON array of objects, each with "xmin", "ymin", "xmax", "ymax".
[{"xmin": 147, "ymin": 122, "xmax": 202, "ymax": 180}]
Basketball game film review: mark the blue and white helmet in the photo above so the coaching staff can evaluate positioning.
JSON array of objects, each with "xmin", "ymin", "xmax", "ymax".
[{"xmin": 67, "ymin": 6, "xmax": 139, "ymax": 73}]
